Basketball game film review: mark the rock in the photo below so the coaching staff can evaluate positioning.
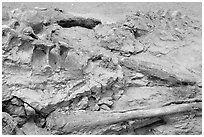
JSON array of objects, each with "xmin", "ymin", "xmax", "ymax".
[
  {"xmin": 2, "ymin": 10, "xmax": 10, "ymax": 22},
  {"xmin": 134, "ymin": 40, "xmax": 145, "ymax": 53},
  {"xmin": 22, "ymin": 26, "xmax": 38, "ymax": 39},
  {"xmin": 120, "ymin": 39, "xmax": 135, "ymax": 54},
  {"xmin": 77, "ymin": 97, "xmax": 89, "ymax": 110},
  {"xmin": 94, "ymin": 104, "xmax": 100, "ymax": 111},
  {"xmin": 128, "ymin": 79, "xmax": 148, "ymax": 87},
  {"xmin": 112, "ymin": 90, "xmax": 124, "ymax": 100},
  {"xmin": 34, "ymin": 7, "xmax": 47, "ymax": 11},
  {"xmin": 11, "ymin": 88, "xmax": 67, "ymax": 116},
  {"xmin": 2, "ymin": 84, "xmax": 13, "ymax": 101},
  {"xmin": 3, "ymin": 97, "xmax": 26, "ymax": 117},
  {"xmin": 6, "ymin": 105, "xmax": 26, "ymax": 117},
  {"xmin": 2, "ymin": 112, "xmax": 18, "ymax": 135},
  {"xmin": 13, "ymin": 116, "xmax": 27, "ymax": 126},
  {"xmin": 34, "ymin": 115, "xmax": 46, "ymax": 128},
  {"xmin": 95, "ymin": 24, "xmax": 137, "ymax": 55},
  {"xmin": 15, "ymin": 127, "xmax": 26, "ymax": 135},
  {"xmin": 171, "ymin": 11, "xmax": 182, "ymax": 20},
  {"xmin": 20, "ymin": 10, "xmax": 44, "ymax": 34},
  {"xmin": 98, "ymin": 97, "xmax": 113, "ymax": 107},
  {"xmin": 24, "ymin": 103, "xmax": 36, "ymax": 116},
  {"xmin": 197, "ymin": 81, "xmax": 202, "ymax": 88},
  {"xmin": 134, "ymin": 72, "xmax": 145, "ymax": 78},
  {"xmin": 20, "ymin": 118, "xmax": 51, "ymax": 135},
  {"xmin": 10, "ymin": 97, "xmax": 24, "ymax": 106},
  {"xmin": 10, "ymin": 8, "xmax": 23, "ymax": 20},
  {"xmin": 100, "ymin": 104, "xmax": 111, "ymax": 111}
]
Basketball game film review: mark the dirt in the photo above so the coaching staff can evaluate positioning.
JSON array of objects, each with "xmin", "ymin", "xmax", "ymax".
[{"xmin": 2, "ymin": 2, "xmax": 202, "ymax": 135}]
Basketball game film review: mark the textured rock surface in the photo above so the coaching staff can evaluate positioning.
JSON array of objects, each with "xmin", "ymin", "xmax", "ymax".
[{"xmin": 2, "ymin": 3, "xmax": 202, "ymax": 135}]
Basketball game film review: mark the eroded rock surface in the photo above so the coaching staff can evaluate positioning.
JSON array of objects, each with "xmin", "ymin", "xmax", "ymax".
[{"xmin": 2, "ymin": 5, "xmax": 202, "ymax": 135}]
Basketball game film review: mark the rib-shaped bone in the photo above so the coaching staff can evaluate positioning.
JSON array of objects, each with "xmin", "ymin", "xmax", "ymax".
[{"xmin": 46, "ymin": 102, "xmax": 201, "ymax": 133}]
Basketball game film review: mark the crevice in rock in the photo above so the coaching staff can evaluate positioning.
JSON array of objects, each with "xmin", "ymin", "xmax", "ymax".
[{"xmin": 56, "ymin": 17, "xmax": 102, "ymax": 29}]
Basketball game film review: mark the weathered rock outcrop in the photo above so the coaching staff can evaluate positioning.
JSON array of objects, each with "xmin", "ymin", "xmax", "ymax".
[{"xmin": 2, "ymin": 6, "xmax": 202, "ymax": 135}]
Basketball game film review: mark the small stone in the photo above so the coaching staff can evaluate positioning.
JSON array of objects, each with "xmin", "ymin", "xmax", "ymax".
[
  {"xmin": 197, "ymin": 81, "xmax": 202, "ymax": 88},
  {"xmin": 120, "ymin": 39, "xmax": 135, "ymax": 53},
  {"xmin": 77, "ymin": 97, "xmax": 89, "ymax": 110},
  {"xmin": 24, "ymin": 103, "xmax": 35, "ymax": 116},
  {"xmin": 13, "ymin": 116, "xmax": 27, "ymax": 126},
  {"xmin": 100, "ymin": 104, "xmax": 111, "ymax": 111},
  {"xmin": 131, "ymin": 73, "xmax": 144, "ymax": 80},
  {"xmin": 98, "ymin": 97, "xmax": 113, "ymax": 106},
  {"xmin": 112, "ymin": 90, "xmax": 124, "ymax": 100},
  {"xmin": 34, "ymin": 116, "xmax": 46, "ymax": 128},
  {"xmin": 2, "ymin": 85, "xmax": 13, "ymax": 101},
  {"xmin": 2, "ymin": 10, "xmax": 10, "ymax": 21},
  {"xmin": 112, "ymin": 94, "xmax": 122, "ymax": 100},
  {"xmin": 101, "ymin": 90, "xmax": 114, "ymax": 98},
  {"xmin": 11, "ymin": 97, "xmax": 24, "ymax": 106},
  {"xmin": 131, "ymin": 79, "xmax": 148, "ymax": 86},
  {"xmin": 94, "ymin": 104, "xmax": 100, "ymax": 111},
  {"xmin": 34, "ymin": 7, "xmax": 47, "ymax": 11},
  {"xmin": 171, "ymin": 11, "xmax": 182, "ymax": 20},
  {"xmin": 135, "ymin": 73, "xmax": 144, "ymax": 78},
  {"xmin": 134, "ymin": 40, "xmax": 144, "ymax": 53},
  {"xmin": 20, "ymin": 10, "xmax": 44, "ymax": 34},
  {"xmin": 5, "ymin": 104, "xmax": 26, "ymax": 117}
]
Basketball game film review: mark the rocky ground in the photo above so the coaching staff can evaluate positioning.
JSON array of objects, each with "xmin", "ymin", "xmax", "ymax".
[{"xmin": 2, "ymin": 2, "xmax": 202, "ymax": 135}]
